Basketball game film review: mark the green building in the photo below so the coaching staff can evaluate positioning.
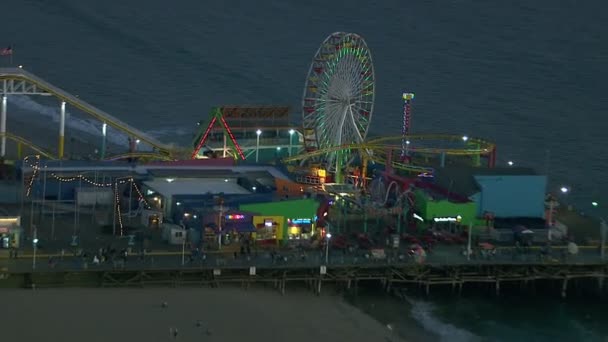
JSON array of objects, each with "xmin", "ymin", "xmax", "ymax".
[{"xmin": 414, "ymin": 189, "xmax": 480, "ymax": 228}]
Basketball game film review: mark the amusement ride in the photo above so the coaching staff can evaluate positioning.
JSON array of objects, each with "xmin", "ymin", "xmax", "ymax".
[{"xmin": 0, "ymin": 31, "xmax": 497, "ymax": 233}]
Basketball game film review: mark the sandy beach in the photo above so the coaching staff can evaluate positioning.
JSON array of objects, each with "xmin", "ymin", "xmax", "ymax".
[{"xmin": 2, "ymin": 287, "xmax": 404, "ymax": 342}]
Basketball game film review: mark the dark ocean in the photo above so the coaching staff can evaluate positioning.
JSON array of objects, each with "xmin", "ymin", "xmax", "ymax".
[{"xmin": 2, "ymin": 0, "xmax": 608, "ymax": 340}]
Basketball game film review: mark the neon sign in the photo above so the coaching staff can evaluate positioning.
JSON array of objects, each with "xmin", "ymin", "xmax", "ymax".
[
  {"xmin": 226, "ymin": 214, "xmax": 245, "ymax": 220},
  {"xmin": 288, "ymin": 218, "xmax": 312, "ymax": 224},
  {"xmin": 433, "ymin": 216, "xmax": 462, "ymax": 223}
]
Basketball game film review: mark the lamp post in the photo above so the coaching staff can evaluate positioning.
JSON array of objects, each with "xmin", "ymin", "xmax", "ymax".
[
  {"xmin": 256, "ymin": 129, "xmax": 262, "ymax": 163},
  {"xmin": 181, "ymin": 230, "xmax": 186, "ymax": 266},
  {"xmin": 325, "ymin": 233, "xmax": 332, "ymax": 264},
  {"xmin": 592, "ymin": 202, "xmax": 606, "ymax": 260},
  {"xmin": 288, "ymin": 129, "xmax": 295, "ymax": 157},
  {"xmin": 467, "ymin": 222, "xmax": 472, "ymax": 261},
  {"xmin": 32, "ymin": 229, "xmax": 38, "ymax": 270}
]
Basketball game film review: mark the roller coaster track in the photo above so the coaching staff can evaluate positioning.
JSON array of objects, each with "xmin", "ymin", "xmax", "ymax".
[
  {"xmin": 0, "ymin": 67, "xmax": 173, "ymax": 156},
  {"xmin": 282, "ymin": 134, "xmax": 495, "ymax": 164},
  {"xmin": 0, "ymin": 132, "xmax": 55, "ymax": 159}
]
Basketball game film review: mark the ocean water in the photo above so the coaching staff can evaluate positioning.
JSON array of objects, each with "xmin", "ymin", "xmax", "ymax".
[{"xmin": 2, "ymin": 0, "xmax": 608, "ymax": 339}]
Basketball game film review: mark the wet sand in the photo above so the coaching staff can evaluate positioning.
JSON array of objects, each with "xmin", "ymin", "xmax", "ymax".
[{"xmin": 2, "ymin": 287, "xmax": 404, "ymax": 342}]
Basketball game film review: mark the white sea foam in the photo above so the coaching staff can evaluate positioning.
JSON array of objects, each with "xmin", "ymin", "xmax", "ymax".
[
  {"xmin": 9, "ymin": 95, "xmax": 136, "ymax": 146},
  {"xmin": 404, "ymin": 296, "xmax": 480, "ymax": 342}
]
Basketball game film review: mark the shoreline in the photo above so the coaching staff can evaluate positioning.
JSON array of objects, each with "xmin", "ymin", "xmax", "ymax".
[{"xmin": 2, "ymin": 286, "xmax": 406, "ymax": 342}]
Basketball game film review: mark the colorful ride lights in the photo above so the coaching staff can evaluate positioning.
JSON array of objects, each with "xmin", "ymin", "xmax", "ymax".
[
  {"xmin": 402, "ymin": 93, "xmax": 415, "ymax": 101},
  {"xmin": 226, "ymin": 214, "xmax": 245, "ymax": 220}
]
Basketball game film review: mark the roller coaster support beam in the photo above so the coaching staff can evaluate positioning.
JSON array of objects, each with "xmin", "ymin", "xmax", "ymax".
[
  {"xmin": 385, "ymin": 148, "xmax": 393, "ymax": 175},
  {"xmin": 362, "ymin": 155, "xmax": 368, "ymax": 188},
  {"xmin": 335, "ymin": 150, "xmax": 343, "ymax": 184},
  {"xmin": 489, "ymin": 146, "xmax": 497, "ymax": 168},
  {"xmin": 58, "ymin": 101, "xmax": 66, "ymax": 159},
  {"xmin": 1, "ymin": 95, "xmax": 6, "ymax": 157},
  {"xmin": 475, "ymin": 143, "xmax": 481, "ymax": 166},
  {"xmin": 100, "ymin": 123, "xmax": 107, "ymax": 159}
]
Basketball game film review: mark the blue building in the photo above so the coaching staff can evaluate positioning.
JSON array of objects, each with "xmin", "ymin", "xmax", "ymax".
[{"xmin": 432, "ymin": 167, "xmax": 547, "ymax": 219}]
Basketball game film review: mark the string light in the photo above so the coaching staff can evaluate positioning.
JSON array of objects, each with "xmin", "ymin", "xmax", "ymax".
[
  {"xmin": 50, "ymin": 173, "xmax": 113, "ymax": 187},
  {"xmin": 24, "ymin": 155, "xmax": 40, "ymax": 197},
  {"xmin": 114, "ymin": 181, "xmax": 124, "ymax": 236}
]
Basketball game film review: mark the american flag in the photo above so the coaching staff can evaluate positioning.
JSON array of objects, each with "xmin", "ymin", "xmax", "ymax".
[{"xmin": 0, "ymin": 46, "xmax": 13, "ymax": 56}]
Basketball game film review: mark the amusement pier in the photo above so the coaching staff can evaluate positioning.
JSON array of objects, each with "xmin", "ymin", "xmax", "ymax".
[{"xmin": 0, "ymin": 32, "xmax": 606, "ymax": 298}]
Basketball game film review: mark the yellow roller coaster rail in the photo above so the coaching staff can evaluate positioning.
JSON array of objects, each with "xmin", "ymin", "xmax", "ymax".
[
  {"xmin": 0, "ymin": 132, "xmax": 55, "ymax": 159},
  {"xmin": 282, "ymin": 134, "xmax": 496, "ymax": 163},
  {"xmin": 0, "ymin": 67, "xmax": 174, "ymax": 156}
]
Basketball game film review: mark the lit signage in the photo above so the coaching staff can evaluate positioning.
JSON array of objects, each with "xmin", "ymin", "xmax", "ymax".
[
  {"xmin": 433, "ymin": 217, "xmax": 462, "ymax": 222},
  {"xmin": 226, "ymin": 214, "xmax": 245, "ymax": 220},
  {"xmin": 288, "ymin": 218, "xmax": 312, "ymax": 225}
]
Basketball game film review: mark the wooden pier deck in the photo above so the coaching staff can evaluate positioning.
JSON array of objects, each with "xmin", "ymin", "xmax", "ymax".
[{"xmin": 2, "ymin": 249, "xmax": 608, "ymax": 298}]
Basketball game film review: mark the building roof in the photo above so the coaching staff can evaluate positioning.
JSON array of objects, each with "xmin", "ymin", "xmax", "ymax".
[
  {"xmin": 433, "ymin": 166, "xmax": 539, "ymax": 197},
  {"xmin": 219, "ymin": 106, "xmax": 290, "ymax": 129},
  {"xmin": 148, "ymin": 169, "xmax": 240, "ymax": 178},
  {"xmin": 143, "ymin": 178, "xmax": 251, "ymax": 197}
]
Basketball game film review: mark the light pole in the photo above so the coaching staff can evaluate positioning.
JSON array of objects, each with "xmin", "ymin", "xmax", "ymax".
[
  {"xmin": 288, "ymin": 129, "xmax": 295, "ymax": 157},
  {"xmin": 325, "ymin": 233, "xmax": 332, "ymax": 264},
  {"xmin": 592, "ymin": 202, "xmax": 606, "ymax": 260},
  {"xmin": 255, "ymin": 129, "xmax": 262, "ymax": 163},
  {"xmin": 181, "ymin": 230, "xmax": 186, "ymax": 266},
  {"xmin": 32, "ymin": 229, "xmax": 38, "ymax": 270}
]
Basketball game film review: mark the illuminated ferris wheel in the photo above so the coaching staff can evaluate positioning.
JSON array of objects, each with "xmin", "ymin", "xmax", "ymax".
[{"xmin": 302, "ymin": 32, "xmax": 375, "ymax": 170}]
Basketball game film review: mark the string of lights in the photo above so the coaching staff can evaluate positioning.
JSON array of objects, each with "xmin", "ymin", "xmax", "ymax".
[
  {"xmin": 23, "ymin": 164, "xmax": 151, "ymax": 233},
  {"xmin": 24, "ymin": 155, "xmax": 40, "ymax": 197},
  {"xmin": 114, "ymin": 181, "xmax": 124, "ymax": 236}
]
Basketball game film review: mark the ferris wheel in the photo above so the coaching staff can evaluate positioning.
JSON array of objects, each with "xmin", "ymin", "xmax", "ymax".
[{"xmin": 302, "ymin": 32, "xmax": 375, "ymax": 170}]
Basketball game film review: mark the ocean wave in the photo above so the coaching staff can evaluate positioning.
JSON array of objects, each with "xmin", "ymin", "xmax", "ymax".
[
  {"xmin": 404, "ymin": 296, "xmax": 480, "ymax": 342},
  {"xmin": 9, "ymin": 95, "xmax": 134, "ymax": 147}
]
